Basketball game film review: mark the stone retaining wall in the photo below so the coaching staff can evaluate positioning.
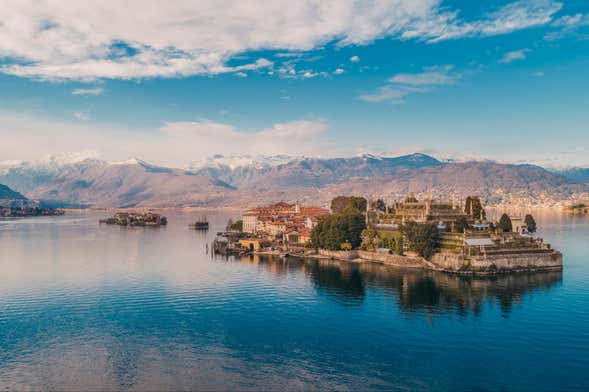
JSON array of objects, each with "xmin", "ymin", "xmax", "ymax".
[
  {"xmin": 314, "ymin": 248, "xmax": 563, "ymax": 275},
  {"xmin": 431, "ymin": 251, "xmax": 563, "ymax": 273},
  {"xmin": 356, "ymin": 250, "xmax": 426, "ymax": 268}
]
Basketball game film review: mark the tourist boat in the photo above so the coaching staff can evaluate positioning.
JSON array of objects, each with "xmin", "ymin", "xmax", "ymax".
[{"xmin": 189, "ymin": 216, "xmax": 209, "ymax": 230}]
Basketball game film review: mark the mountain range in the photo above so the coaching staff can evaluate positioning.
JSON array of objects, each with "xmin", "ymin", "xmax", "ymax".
[{"xmin": 1, "ymin": 153, "xmax": 588, "ymax": 208}]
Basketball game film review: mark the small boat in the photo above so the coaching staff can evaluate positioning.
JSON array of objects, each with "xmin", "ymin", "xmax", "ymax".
[{"xmin": 189, "ymin": 216, "xmax": 209, "ymax": 230}]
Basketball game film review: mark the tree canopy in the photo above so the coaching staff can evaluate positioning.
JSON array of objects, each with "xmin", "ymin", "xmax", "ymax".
[
  {"xmin": 331, "ymin": 196, "xmax": 367, "ymax": 214},
  {"xmin": 310, "ymin": 211, "xmax": 366, "ymax": 250},
  {"xmin": 401, "ymin": 222, "xmax": 439, "ymax": 260},
  {"xmin": 374, "ymin": 199, "xmax": 387, "ymax": 212},
  {"xmin": 227, "ymin": 219, "xmax": 243, "ymax": 232},
  {"xmin": 465, "ymin": 196, "xmax": 486, "ymax": 220},
  {"xmin": 524, "ymin": 214, "xmax": 537, "ymax": 233},
  {"xmin": 454, "ymin": 216, "xmax": 469, "ymax": 233},
  {"xmin": 498, "ymin": 213, "xmax": 513, "ymax": 232}
]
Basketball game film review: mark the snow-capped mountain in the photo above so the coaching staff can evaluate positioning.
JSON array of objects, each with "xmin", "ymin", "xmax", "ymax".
[
  {"xmin": 187, "ymin": 154, "xmax": 295, "ymax": 171},
  {"xmin": 1, "ymin": 152, "xmax": 588, "ymax": 208}
]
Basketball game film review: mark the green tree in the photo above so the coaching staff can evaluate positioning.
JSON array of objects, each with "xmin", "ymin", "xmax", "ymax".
[
  {"xmin": 498, "ymin": 213, "xmax": 513, "ymax": 232},
  {"xmin": 401, "ymin": 222, "xmax": 439, "ymax": 260},
  {"xmin": 331, "ymin": 196, "xmax": 367, "ymax": 214},
  {"xmin": 394, "ymin": 236, "xmax": 404, "ymax": 256},
  {"xmin": 524, "ymin": 214, "xmax": 537, "ymax": 233},
  {"xmin": 375, "ymin": 199, "xmax": 386, "ymax": 212},
  {"xmin": 360, "ymin": 228, "xmax": 379, "ymax": 251},
  {"xmin": 454, "ymin": 216, "xmax": 469, "ymax": 233},
  {"xmin": 228, "ymin": 219, "xmax": 243, "ymax": 232},
  {"xmin": 465, "ymin": 196, "xmax": 486, "ymax": 220},
  {"xmin": 311, "ymin": 211, "xmax": 366, "ymax": 250}
]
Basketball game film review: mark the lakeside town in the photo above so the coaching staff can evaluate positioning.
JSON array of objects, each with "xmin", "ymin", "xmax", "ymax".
[
  {"xmin": 0, "ymin": 205, "xmax": 64, "ymax": 217},
  {"xmin": 212, "ymin": 195, "xmax": 562, "ymax": 275}
]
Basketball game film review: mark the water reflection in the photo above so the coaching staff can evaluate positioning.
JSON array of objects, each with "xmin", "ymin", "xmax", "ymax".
[{"xmin": 234, "ymin": 255, "xmax": 562, "ymax": 317}]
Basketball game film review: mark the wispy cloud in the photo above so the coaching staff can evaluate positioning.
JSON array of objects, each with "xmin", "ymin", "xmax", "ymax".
[
  {"xmin": 403, "ymin": 0, "xmax": 563, "ymax": 43},
  {"xmin": 72, "ymin": 87, "xmax": 104, "ymax": 96},
  {"xmin": 545, "ymin": 13, "xmax": 589, "ymax": 40},
  {"xmin": 389, "ymin": 66, "xmax": 460, "ymax": 85},
  {"xmin": 499, "ymin": 49, "xmax": 531, "ymax": 63},
  {"xmin": 0, "ymin": 0, "xmax": 562, "ymax": 81},
  {"xmin": 349, "ymin": 56, "xmax": 360, "ymax": 63},
  {"xmin": 360, "ymin": 65, "xmax": 460, "ymax": 104}
]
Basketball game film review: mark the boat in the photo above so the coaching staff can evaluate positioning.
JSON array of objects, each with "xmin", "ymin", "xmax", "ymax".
[{"xmin": 189, "ymin": 216, "xmax": 209, "ymax": 230}]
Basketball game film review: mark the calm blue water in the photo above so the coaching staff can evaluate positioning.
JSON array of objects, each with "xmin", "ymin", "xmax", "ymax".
[{"xmin": 0, "ymin": 210, "xmax": 588, "ymax": 391}]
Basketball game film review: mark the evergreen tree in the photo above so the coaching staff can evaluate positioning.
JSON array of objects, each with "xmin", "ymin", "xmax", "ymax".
[
  {"xmin": 498, "ymin": 213, "xmax": 513, "ymax": 232},
  {"xmin": 465, "ymin": 196, "xmax": 486, "ymax": 220},
  {"xmin": 524, "ymin": 214, "xmax": 537, "ymax": 233},
  {"xmin": 375, "ymin": 199, "xmax": 386, "ymax": 212}
]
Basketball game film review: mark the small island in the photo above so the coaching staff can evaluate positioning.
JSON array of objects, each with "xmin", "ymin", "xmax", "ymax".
[
  {"xmin": 215, "ymin": 196, "xmax": 562, "ymax": 275},
  {"xmin": 564, "ymin": 202, "xmax": 588, "ymax": 215},
  {"xmin": 99, "ymin": 212, "xmax": 167, "ymax": 227}
]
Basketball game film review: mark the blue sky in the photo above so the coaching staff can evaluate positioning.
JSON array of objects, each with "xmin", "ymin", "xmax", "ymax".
[{"xmin": 0, "ymin": 0, "xmax": 588, "ymax": 167}]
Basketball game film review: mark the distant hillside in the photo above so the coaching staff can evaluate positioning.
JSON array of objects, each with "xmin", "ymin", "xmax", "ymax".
[
  {"xmin": 1, "ymin": 159, "xmax": 235, "ymax": 208},
  {"xmin": 306, "ymin": 161, "xmax": 585, "ymax": 206},
  {"xmin": 0, "ymin": 183, "xmax": 32, "ymax": 209},
  {"xmin": 1, "ymin": 154, "xmax": 587, "ymax": 208},
  {"xmin": 0, "ymin": 183, "xmax": 26, "ymax": 200},
  {"xmin": 557, "ymin": 168, "xmax": 589, "ymax": 184}
]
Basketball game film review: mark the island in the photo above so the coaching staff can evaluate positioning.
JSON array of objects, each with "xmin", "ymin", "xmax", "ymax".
[
  {"xmin": 564, "ymin": 202, "xmax": 588, "ymax": 215},
  {"xmin": 215, "ymin": 196, "xmax": 562, "ymax": 275},
  {"xmin": 99, "ymin": 212, "xmax": 167, "ymax": 227}
]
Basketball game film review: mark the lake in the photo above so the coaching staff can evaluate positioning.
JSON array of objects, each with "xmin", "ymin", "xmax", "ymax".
[{"xmin": 1, "ymin": 210, "xmax": 588, "ymax": 391}]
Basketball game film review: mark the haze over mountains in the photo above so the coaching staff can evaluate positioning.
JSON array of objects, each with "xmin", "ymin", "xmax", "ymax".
[{"xmin": 1, "ymin": 153, "xmax": 588, "ymax": 208}]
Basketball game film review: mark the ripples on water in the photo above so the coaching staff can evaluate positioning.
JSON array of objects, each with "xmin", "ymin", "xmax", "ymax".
[{"xmin": 0, "ymin": 211, "xmax": 588, "ymax": 391}]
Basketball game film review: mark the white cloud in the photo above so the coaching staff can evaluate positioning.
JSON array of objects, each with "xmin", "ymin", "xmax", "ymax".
[
  {"xmin": 73, "ymin": 111, "xmax": 91, "ymax": 121},
  {"xmin": 0, "ymin": 111, "xmax": 330, "ymax": 167},
  {"xmin": 159, "ymin": 119, "xmax": 329, "ymax": 160},
  {"xmin": 545, "ymin": 13, "xmax": 589, "ymax": 40},
  {"xmin": 360, "ymin": 65, "xmax": 459, "ymax": 104},
  {"xmin": 552, "ymin": 14, "xmax": 584, "ymax": 28},
  {"xmin": 350, "ymin": 56, "xmax": 360, "ymax": 63},
  {"xmin": 72, "ymin": 87, "xmax": 104, "ymax": 95},
  {"xmin": 402, "ymin": 0, "xmax": 562, "ymax": 43},
  {"xmin": 499, "ymin": 49, "xmax": 530, "ymax": 63},
  {"xmin": 532, "ymin": 71, "xmax": 544, "ymax": 76},
  {"xmin": 359, "ymin": 86, "xmax": 419, "ymax": 104},
  {"xmin": 333, "ymin": 68, "xmax": 345, "ymax": 75},
  {"xmin": 0, "ymin": 0, "xmax": 562, "ymax": 81},
  {"xmin": 389, "ymin": 65, "xmax": 459, "ymax": 85}
]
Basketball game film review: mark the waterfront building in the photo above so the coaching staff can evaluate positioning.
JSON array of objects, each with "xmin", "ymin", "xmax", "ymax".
[{"xmin": 242, "ymin": 202, "xmax": 329, "ymax": 239}]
